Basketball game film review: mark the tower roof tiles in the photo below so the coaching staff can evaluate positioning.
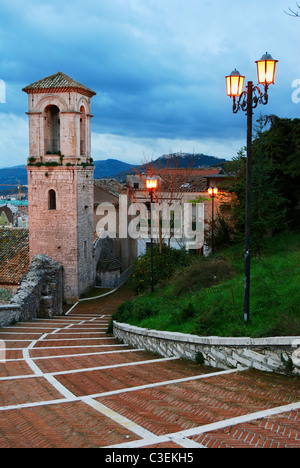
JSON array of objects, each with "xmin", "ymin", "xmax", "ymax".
[{"xmin": 22, "ymin": 72, "xmax": 96, "ymax": 97}]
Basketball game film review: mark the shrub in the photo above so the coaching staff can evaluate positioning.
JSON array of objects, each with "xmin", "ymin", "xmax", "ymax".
[
  {"xmin": 45, "ymin": 161, "xmax": 59, "ymax": 166},
  {"xmin": 194, "ymin": 291, "xmax": 234, "ymax": 336},
  {"xmin": 205, "ymin": 214, "xmax": 234, "ymax": 253},
  {"xmin": 195, "ymin": 351, "xmax": 205, "ymax": 365},
  {"xmin": 0, "ymin": 287, "xmax": 14, "ymax": 303},
  {"xmin": 112, "ymin": 297, "xmax": 161, "ymax": 324},
  {"xmin": 172, "ymin": 257, "xmax": 234, "ymax": 296},
  {"xmin": 173, "ymin": 300, "xmax": 197, "ymax": 323},
  {"xmin": 128, "ymin": 245, "xmax": 190, "ymax": 293},
  {"xmin": 113, "ymin": 299, "xmax": 135, "ymax": 322}
]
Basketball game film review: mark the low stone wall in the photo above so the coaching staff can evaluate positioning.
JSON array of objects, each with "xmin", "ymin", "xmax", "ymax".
[
  {"xmin": 0, "ymin": 254, "xmax": 63, "ymax": 327},
  {"xmin": 0, "ymin": 304, "xmax": 22, "ymax": 327},
  {"xmin": 113, "ymin": 321, "xmax": 300, "ymax": 376}
]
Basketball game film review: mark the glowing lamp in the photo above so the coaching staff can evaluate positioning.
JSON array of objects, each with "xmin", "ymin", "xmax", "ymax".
[
  {"xmin": 226, "ymin": 69, "xmax": 245, "ymax": 97},
  {"xmin": 255, "ymin": 52, "xmax": 278, "ymax": 86},
  {"xmin": 208, "ymin": 187, "xmax": 218, "ymax": 196},
  {"xmin": 146, "ymin": 178, "xmax": 158, "ymax": 190}
]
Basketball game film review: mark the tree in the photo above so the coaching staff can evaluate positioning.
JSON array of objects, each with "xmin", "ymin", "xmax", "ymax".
[
  {"xmin": 256, "ymin": 116, "xmax": 300, "ymax": 229},
  {"xmin": 224, "ymin": 115, "xmax": 289, "ymax": 255},
  {"xmin": 250, "ymin": 116, "xmax": 288, "ymax": 255},
  {"xmin": 223, "ymin": 148, "xmax": 247, "ymax": 241},
  {"xmin": 285, "ymin": 2, "xmax": 300, "ymax": 16}
]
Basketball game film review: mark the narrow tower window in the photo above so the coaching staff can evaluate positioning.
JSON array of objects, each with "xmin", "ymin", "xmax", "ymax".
[{"xmin": 48, "ymin": 189, "xmax": 56, "ymax": 210}]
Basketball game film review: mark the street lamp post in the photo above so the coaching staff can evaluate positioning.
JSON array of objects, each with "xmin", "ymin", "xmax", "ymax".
[
  {"xmin": 146, "ymin": 177, "xmax": 158, "ymax": 293},
  {"xmin": 208, "ymin": 187, "xmax": 218, "ymax": 254},
  {"xmin": 226, "ymin": 53, "xmax": 278, "ymax": 324}
]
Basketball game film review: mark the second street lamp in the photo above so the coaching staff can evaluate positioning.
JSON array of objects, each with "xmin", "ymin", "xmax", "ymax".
[
  {"xmin": 146, "ymin": 177, "xmax": 158, "ymax": 293},
  {"xmin": 226, "ymin": 52, "xmax": 278, "ymax": 324}
]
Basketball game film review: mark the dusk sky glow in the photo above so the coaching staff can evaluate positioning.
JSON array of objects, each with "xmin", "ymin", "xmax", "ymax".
[{"xmin": 0, "ymin": 0, "xmax": 299, "ymax": 168}]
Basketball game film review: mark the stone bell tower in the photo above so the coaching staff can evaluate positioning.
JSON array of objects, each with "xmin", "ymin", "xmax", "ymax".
[{"xmin": 23, "ymin": 72, "xmax": 96, "ymax": 302}]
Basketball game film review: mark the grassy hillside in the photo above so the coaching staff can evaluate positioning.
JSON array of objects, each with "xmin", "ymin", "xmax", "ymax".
[{"xmin": 111, "ymin": 231, "xmax": 300, "ymax": 338}]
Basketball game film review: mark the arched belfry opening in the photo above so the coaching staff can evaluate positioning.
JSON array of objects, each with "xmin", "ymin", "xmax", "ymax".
[
  {"xmin": 80, "ymin": 105, "xmax": 86, "ymax": 156},
  {"xmin": 45, "ymin": 105, "xmax": 60, "ymax": 154}
]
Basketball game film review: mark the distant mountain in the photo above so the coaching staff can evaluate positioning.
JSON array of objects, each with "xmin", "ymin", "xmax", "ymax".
[
  {"xmin": 112, "ymin": 153, "xmax": 227, "ymax": 181},
  {"xmin": 156, "ymin": 152, "xmax": 226, "ymax": 168},
  {"xmin": 93, "ymin": 159, "xmax": 135, "ymax": 178},
  {"xmin": 0, "ymin": 166, "xmax": 28, "ymax": 194},
  {"xmin": 0, "ymin": 160, "xmax": 136, "ymax": 190},
  {"xmin": 0, "ymin": 154, "xmax": 227, "ymax": 188},
  {"xmin": 0, "ymin": 165, "xmax": 28, "ymax": 186}
]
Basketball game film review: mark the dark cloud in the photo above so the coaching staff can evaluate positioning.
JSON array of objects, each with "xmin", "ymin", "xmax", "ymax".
[{"xmin": 0, "ymin": 0, "xmax": 298, "ymax": 166}]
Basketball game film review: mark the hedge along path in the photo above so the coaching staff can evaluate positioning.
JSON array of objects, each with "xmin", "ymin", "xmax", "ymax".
[{"xmin": 0, "ymin": 289, "xmax": 299, "ymax": 448}]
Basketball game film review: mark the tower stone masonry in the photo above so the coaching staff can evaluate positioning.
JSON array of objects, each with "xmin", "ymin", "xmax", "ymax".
[{"xmin": 23, "ymin": 72, "xmax": 96, "ymax": 302}]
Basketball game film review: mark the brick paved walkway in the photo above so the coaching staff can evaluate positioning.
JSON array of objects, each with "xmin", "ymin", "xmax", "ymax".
[{"xmin": 0, "ymin": 291, "xmax": 299, "ymax": 449}]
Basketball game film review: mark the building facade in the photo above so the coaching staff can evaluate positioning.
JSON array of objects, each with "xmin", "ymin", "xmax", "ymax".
[{"xmin": 126, "ymin": 169, "xmax": 228, "ymax": 255}]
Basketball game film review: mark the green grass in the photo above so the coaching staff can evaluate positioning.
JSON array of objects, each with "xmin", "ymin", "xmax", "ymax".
[
  {"xmin": 0, "ymin": 287, "xmax": 14, "ymax": 303},
  {"xmin": 112, "ymin": 231, "xmax": 300, "ymax": 338}
]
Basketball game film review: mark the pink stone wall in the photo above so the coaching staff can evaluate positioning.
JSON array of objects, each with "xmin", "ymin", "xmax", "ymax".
[{"xmin": 26, "ymin": 166, "xmax": 94, "ymax": 302}]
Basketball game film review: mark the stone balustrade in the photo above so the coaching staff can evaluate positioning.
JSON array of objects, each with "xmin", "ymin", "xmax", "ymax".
[{"xmin": 113, "ymin": 321, "xmax": 300, "ymax": 376}]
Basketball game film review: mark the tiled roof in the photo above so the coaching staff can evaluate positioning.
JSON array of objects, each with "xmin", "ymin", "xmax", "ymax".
[
  {"xmin": 128, "ymin": 168, "xmax": 227, "ymax": 194},
  {"xmin": 153, "ymin": 168, "xmax": 224, "ymax": 177},
  {"xmin": 94, "ymin": 179, "xmax": 126, "ymax": 197},
  {"xmin": 22, "ymin": 72, "xmax": 96, "ymax": 97},
  {"xmin": 0, "ymin": 206, "xmax": 13, "ymax": 225},
  {"xmin": 94, "ymin": 179, "xmax": 126, "ymax": 205},
  {"xmin": 0, "ymin": 228, "xmax": 29, "ymax": 284},
  {"xmin": 94, "ymin": 186, "xmax": 119, "ymax": 206},
  {"xmin": 157, "ymin": 175, "xmax": 208, "ymax": 192}
]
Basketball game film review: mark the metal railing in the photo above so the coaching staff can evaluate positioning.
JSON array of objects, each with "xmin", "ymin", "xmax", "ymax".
[{"xmin": 114, "ymin": 264, "xmax": 136, "ymax": 288}]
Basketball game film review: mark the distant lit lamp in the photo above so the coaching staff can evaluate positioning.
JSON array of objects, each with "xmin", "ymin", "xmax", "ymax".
[
  {"xmin": 146, "ymin": 178, "xmax": 158, "ymax": 293},
  {"xmin": 208, "ymin": 187, "xmax": 218, "ymax": 254},
  {"xmin": 208, "ymin": 187, "xmax": 218, "ymax": 197},
  {"xmin": 146, "ymin": 178, "xmax": 158, "ymax": 191},
  {"xmin": 226, "ymin": 53, "xmax": 278, "ymax": 324}
]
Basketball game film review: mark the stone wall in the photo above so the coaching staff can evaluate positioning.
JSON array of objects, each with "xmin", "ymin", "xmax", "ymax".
[
  {"xmin": 113, "ymin": 321, "xmax": 300, "ymax": 376},
  {"xmin": 0, "ymin": 254, "xmax": 63, "ymax": 327},
  {"xmin": 0, "ymin": 304, "xmax": 21, "ymax": 328},
  {"xmin": 76, "ymin": 166, "xmax": 95, "ymax": 297},
  {"xmin": 27, "ymin": 165, "xmax": 94, "ymax": 302}
]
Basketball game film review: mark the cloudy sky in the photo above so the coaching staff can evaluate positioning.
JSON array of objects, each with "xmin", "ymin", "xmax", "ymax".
[{"xmin": 0, "ymin": 0, "xmax": 299, "ymax": 168}]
